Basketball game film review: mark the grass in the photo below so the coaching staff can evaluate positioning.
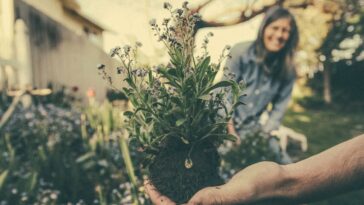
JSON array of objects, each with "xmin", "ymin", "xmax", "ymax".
[{"xmin": 283, "ymin": 104, "xmax": 364, "ymax": 205}]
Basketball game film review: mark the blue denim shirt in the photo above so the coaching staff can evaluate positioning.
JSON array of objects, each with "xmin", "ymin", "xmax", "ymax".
[{"xmin": 226, "ymin": 42, "xmax": 295, "ymax": 133}]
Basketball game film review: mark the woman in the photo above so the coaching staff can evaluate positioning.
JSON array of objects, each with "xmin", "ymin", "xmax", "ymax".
[{"xmin": 227, "ymin": 6, "xmax": 299, "ymax": 164}]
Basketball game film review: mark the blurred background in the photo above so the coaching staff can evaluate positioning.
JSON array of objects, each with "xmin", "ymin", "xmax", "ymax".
[{"xmin": 0, "ymin": 0, "xmax": 363, "ymax": 204}]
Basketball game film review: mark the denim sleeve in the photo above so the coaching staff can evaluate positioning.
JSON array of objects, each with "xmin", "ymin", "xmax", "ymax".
[{"xmin": 263, "ymin": 76, "xmax": 295, "ymax": 133}]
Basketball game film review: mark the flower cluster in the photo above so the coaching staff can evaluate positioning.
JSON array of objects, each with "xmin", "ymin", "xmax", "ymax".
[{"xmin": 149, "ymin": 2, "xmax": 201, "ymax": 57}]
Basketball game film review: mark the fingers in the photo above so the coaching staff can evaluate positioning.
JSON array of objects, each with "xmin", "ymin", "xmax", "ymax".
[{"xmin": 144, "ymin": 179, "xmax": 176, "ymax": 205}]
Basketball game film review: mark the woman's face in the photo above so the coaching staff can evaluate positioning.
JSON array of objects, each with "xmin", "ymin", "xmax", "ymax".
[{"xmin": 263, "ymin": 18, "xmax": 291, "ymax": 53}]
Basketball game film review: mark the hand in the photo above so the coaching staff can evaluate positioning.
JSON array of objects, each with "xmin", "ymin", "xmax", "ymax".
[
  {"xmin": 227, "ymin": 120, "xmax": 241, "ymax": 146},
  {"xmin": 144, "ymin": 179, "xmax": 176, "ymax": 205},
  {"xmin": 187, "ymin": 162, "xmax": 282, "ymax": 205},
  {"xmin": 228, "ymin": 129, "xmax": 241, "ymax": 146}
]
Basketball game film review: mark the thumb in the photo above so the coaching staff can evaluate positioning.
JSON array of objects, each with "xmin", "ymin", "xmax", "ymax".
[{"xmin": 186, "ymin": 186, "xmax": 223, "ymax": 205}]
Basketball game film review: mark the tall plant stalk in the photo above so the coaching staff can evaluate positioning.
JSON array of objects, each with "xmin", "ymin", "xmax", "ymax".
[{"xmin": 119, "ymin": 132, "xmax": 140, "ymax": 205}]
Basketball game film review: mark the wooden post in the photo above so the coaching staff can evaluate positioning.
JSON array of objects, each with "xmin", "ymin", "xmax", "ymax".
[
  {"xmin": 0, "ymin": 0, "xmax": 16, "ymax": 90},
  {"xmin": 15, "ymin": 19, "xmax": 33, "ymax": 89}
]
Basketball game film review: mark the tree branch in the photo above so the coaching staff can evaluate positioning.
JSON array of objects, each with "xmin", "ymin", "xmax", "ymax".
[
  {"xmin": 194, "ymin": 0, "xmax": 314, "ymax": 31},
  {"xmin": 192, "ymin": 0, "xmax": 215, "ymax": 13}
]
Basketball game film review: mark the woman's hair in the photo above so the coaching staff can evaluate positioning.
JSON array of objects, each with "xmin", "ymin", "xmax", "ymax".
[{"xmin": 252, "ymin": 6, "xmax": 299, "ymax": 80}]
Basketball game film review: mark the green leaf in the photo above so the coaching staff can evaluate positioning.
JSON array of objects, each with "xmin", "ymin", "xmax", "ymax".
[
  {"xmin": 134, "ymin": 107, "xmax": 153, "ymax": 115},
  {"xmin": 191, "ymin": 109, "xmax": 209, "ymax": 127},
  {"xmin": 124, "ymin": 77, "xmax": 136, "ymax": 89},
  {"xmin": 176, "ymin": 118, "xmax": 186, "ymax": 126},
  {"xmin": 76, "ymin": 152, "xmax": 95, "ymax": 163},
  {"xmin": 232, "ymin": 101, "xmax": 246, "ymax": 110},
  {"xmin": 196, "ymin": 122, "xmax": 228, "ymax": 136},
  {"xmin": 196, "ymin": 57, "xmax": 210, "ymax": 74},
  {"xmin": 148, "ymin": 69, "xmax": 153, "ymax": 84},
  {"xmin": 223, "ymin": 134, "xmax": 238, "ymax": 142},
  {"xmin": 159, "ymin": 68, "xmax": 181, "ymax": 89},
  {"xmin": 170, "ymin": 96, "xmax": 183, "ymax": 106},
  {"xmin": 123, "ymin": 111, "xmax": 134, "ymax": 118},
  {"xmin": 97, "ymin": 159, "xmax": 109, "ymax": 167},
  {"xmin": 180, "ymin": 137, "xmax": 190, "ymax": 144},
  {"xmin": 122, "ymin": 87, "xmax": 132, "ymax": 96},
  {"xmin": 145, "ymin": 117, "xmax": 153, "ymax": 124},
  {"xmin": 152, "ymin": 102, "xmax": 165, "ymax": 107},
  {"xmin": 202, "ymin": 80, "xmax": 235, "ymax": 95},
  {"xmin": 0, "ymin": 170, "xmax": 8, "ymax": 190},
  {"xmin": 196, "ymin": 57, "xmax": 211, "ymax": 84},
  {"xmin": 198, "ymin": 94, "xmax": 212, "ymax": 101},
  {"xmin": 167, "ymin": 68, "xmax": 178, "ymax": 78},
  {"xmin": 30, "ymin": 172, "xmax": 38, "ymax": 191},
  {"xmin": 82, "ymin": 160, "xmax": 96, "ymax": 170}
]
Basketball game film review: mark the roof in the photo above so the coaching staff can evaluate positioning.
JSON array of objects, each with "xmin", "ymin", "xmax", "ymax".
[{"xmin": 59, "ymin": 0, "xmax": 110, "ymax": 32}]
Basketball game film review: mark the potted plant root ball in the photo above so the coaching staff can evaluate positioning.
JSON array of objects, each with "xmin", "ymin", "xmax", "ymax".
[{"xmin": 99, "ymin": 2, "xmax": 245, "ymax": 203}]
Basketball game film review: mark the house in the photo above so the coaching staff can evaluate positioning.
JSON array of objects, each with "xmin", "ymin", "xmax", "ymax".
[{"xmin": 0, "ymin": 0, "xmax": 119, "ymax": 101}]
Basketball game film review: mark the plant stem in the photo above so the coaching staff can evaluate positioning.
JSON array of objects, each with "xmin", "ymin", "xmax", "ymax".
[{"xmin": 119, "ymin": 132, "xmax": 140, "ymax": 205}]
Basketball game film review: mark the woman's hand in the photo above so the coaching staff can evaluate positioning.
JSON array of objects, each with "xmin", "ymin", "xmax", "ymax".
[{"xmin": 227, "ymin": 119, "xmax": 241, "ymax": 145}]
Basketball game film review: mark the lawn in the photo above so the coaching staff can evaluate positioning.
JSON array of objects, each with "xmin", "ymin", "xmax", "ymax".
[{"xmin": 283, "ymin": 104, "xmax": 364, "ymax": 205}]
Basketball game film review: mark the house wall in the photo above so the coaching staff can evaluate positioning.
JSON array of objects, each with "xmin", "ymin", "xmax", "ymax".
[
  {"xmin": 21, "ymin": 0, "xmax": 103, "ymax": 46},
  {"xmin": 16, "ymin": 1, "xmax": 122, "ymax": 101},
  {"xmin": 22, "ymin": 0, "xmax": 84, "ymax": 35}
]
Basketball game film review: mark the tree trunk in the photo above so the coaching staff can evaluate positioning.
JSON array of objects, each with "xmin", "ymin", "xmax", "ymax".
[{"xmin": 323, "ymin": 63, "xmax": 332, "ymax": 104}]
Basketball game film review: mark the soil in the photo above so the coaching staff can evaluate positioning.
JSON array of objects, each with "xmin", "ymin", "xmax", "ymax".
[{"xmin": 148, "ymin": 140, "xmax": 223, "ymax": 203}]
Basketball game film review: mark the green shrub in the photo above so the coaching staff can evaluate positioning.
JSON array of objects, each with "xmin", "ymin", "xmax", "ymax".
[{"xmin": 0, "ymin": 104, "xmax": 142, "ymax": 204}]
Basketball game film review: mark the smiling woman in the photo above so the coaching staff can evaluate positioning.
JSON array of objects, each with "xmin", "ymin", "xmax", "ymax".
[{"xmin": 226, "ymin": 6, "xmax": 299, "ymax": 164}]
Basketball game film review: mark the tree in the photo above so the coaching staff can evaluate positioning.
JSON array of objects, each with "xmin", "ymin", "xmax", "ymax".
[
  {"xmin": 318, "ymin": 0, "xmax": 364, "ymax": 104},
  {"xmin": 190, "ymin": 0, "xmax": 313, "ymax": 32}
]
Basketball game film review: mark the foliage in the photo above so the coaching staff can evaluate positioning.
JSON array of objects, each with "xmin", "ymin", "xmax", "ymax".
[
  {"xmin": 305, "ymin": 60, "xmax": 364, "ymax": 105},
  {"xmin": 0, "ymin": 103, "xmax": 143, "ymax": 204},
  {"xmin": 272, "ymin": 0, "xmax": 364, "ymax": 78},
  {"xmin": 83, "ymin": 98, "xmax": 144, "ymax": 205},
  {"xmin": 319, "ymin": 0, "xmax": 364, "ymax": 66},
  {"xmin": 100, "ymin": 2, "xmax": 245, "ymax": 168},
  {"xmin": 293, "ymin": 3, "xmax": 332, "ymax": 77}
]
